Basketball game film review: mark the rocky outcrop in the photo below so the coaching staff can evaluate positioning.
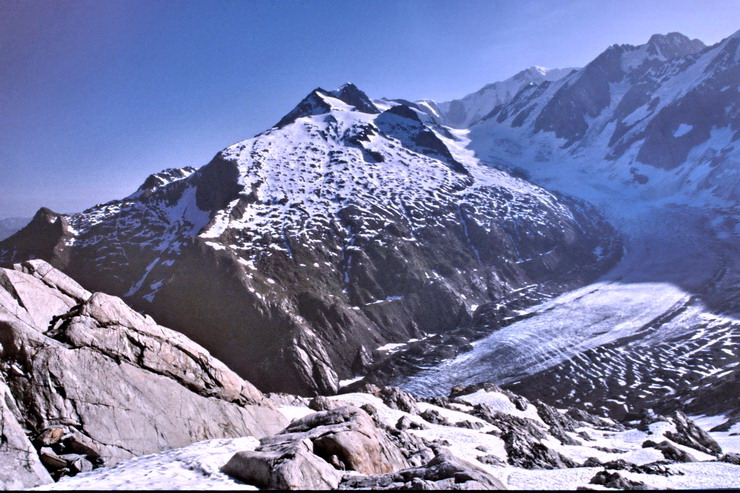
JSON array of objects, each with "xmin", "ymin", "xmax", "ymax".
[
  {"xmin": 222, "ymin": 406, "xmax": 410, "ymax": 489},
  {"xmin": 221, "ymin": 403, "xmax": 504, "ymax": 490},
  {"xmin": 31, "ymin": 382, "xmax": 734, "ymax": 490},
  {"xmin": 642, "ymin": 440, "xmax": 697, "ymax": 463},
  {"xmin": 222, "ymin": 441, "xmax": 344, "ymax": 490},
  {"xmin": 501, "ymin": 429, "xmax": 577, "ymax": 469},
  {"xmin": 664, "ymin": 411, "xmax": 722, "ymax": 456},
  {"xmin": 270, "ymin": 406, "xmax": 410, "ymax": 474},
  {"xmin": 339, "ymin": 449, "xmax": 506, "ymax": 490},
  {"xmin": 0, "ymin": 377, "xmax": 52, "ymax": 489},
  {"xmin": 0, "ymin": 260, "xmax": 288, "ymax": 484},
  {"xmin": 588, "ymin": 470, "xmax": 654, "ymax": 490}
]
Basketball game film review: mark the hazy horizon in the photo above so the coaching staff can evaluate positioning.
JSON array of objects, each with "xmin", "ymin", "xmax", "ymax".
[{"xmin": 1, "ymin": 0, "xmax": 738, "ymax": 219}]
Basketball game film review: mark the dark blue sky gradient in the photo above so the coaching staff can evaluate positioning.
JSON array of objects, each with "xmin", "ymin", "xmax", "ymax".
[{"xmin": 1, "ymin": 0, "xmax": 737, "ymax": 218}]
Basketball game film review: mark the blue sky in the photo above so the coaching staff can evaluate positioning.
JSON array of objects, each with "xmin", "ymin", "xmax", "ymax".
[{"xmin": 1, "ymin": 0, "xmax": 737, "ymax": 219}]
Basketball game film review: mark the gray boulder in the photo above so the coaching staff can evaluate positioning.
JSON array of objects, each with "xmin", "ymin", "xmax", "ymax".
[
  {"xmin": 222, "ymin": 439, "xmax": 343, "ymax": 490},
  {"xmin": 642, "ymin": 440, "xmax": 697, "ymax": 463},
  {"xmin": 589, "ymin": 470, "xmax": 655, "ymax": 490},
  {"xmin": 222, "ymin": 406, "xmax": 411, "ymax": 489},
  {"xmin": 280, "ymin": 406, "xmax": 410, "ymax": 474}
]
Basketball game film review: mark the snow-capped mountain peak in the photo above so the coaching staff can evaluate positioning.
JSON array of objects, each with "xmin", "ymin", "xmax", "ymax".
[
  {"xmin": 433, "ymin": 65, "xmax": 577, "ymax": 128},
  {"xmin": 275, "ymin": 83, "xmax": 379, "ymax": 128},
  {"xmin": 616, "ymin": 32, "xmax": 706, "ymax": 71}
]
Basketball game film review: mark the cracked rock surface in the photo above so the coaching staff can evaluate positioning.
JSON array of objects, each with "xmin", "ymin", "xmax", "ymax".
[{"xmin": 0, "ymin": 260, "xmax": 288, "ymax": 480}]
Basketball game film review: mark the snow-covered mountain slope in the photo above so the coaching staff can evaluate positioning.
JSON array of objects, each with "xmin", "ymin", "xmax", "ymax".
[
  {"xmin": 33, "ymin": 385, "xmax": 740, "ymax": 491},
  {"xmin": 0, "ymin": 83, "xmax": 619, "ymax": 397},
  {"xmin": 432, "ymin": 66, "xmax": 575, "ymax": 129},
  {"xmin": 467, "ymin": 31, "xmax": 738, "ymax": 205}
]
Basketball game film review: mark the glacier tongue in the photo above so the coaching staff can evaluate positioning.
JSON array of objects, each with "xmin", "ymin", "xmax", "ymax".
[{"xmin": 400, "ymin": 153, "xmax": 739, "ymax": 422}]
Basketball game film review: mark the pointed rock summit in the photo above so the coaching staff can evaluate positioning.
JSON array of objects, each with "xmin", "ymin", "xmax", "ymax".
[
  {"xmin": 276, "ymin": 83, "xmax": 378, "ymax": 128},
  {"xmin": 645, "ymin": 32, "xmax": 706, "ymax": 59}
]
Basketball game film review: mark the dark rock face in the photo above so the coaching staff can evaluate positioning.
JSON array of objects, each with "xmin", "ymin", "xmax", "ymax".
[
  {"xmin": 0, "ymin": 260, "xmax": 288, "ymax": 481},
  {"xmin": 275, "ymin": 84, "xmax": 379, "ymax": 128},
  {"xmin": 532, "ymin": 400, "xmax": 582, "ymax": 446},
  {"xmin": 566, "ymin": 408, "xmax": 625, "ymax": 431},
  {"xmin": 586, "ymin": 458, "xmax": 678, "ymax": 477},
  {"xmin": 0, "ymin": 378, "xmax": 52, "ymax": 489},
  {"xmin": 719, "ymin": 453, "xmax": 740, "ymax": 465},
  {"xmin": 375, "ymin": 386, "xmax": 420, "ymax": 414},
  {"xmin": 0, "ymin": 208, "xmax": 72, "ymax": 269},
  {"xmin": 635, "ymin": 41, "xmax": 739, "ymax": 170},
  {"xmin": 501, "ymin": 430, "xmax": 577, "ymax": 469},
  {"xmin": 0, "ymin": 218, "xmax": 30, "ymax": 242},
  {"xmin": 0, "ymin": 84, "xmax": 619, "ymax": 397},
  {"xmin": 534, "ymin": 45, "xmax": 626, "ymax": 145},
  {"xmin": 645, "ymin": 33, "xmax": 706, "ymax": 59},
  {"xmin": 33, "ymin": 428, "xmax": 102, "ymax": 480},
  {"xmin": 375, "ymin": 105, "xmax": 470, "ymax": 174},
  {"xmin": 589, "ymin": 470, "xmax": 654, "ymax": 490},
  {"xmin": 330, "ymin": 83, "xmax": 381, "ymax": 115}
]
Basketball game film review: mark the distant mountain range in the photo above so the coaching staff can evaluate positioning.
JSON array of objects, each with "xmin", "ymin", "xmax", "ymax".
[
  {"xmin": 419, "ymin": 31, "xmax": 738, "ymax": 205},
  {"xmin": 0, "ymin": 217, "xmax": 30, "ymax": 241}
]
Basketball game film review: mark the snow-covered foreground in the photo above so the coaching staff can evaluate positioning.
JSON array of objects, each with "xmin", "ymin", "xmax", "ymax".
[
  {"xmin": 32, "ymin": 387, "xmax": 740, "ymax": 490},
  {"xmin": 34, "ymin": 437, "xmax": 261, "ymax": 491}
]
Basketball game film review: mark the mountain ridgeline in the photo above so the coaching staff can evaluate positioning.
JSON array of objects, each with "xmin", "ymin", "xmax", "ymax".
[
  {"xmin": 0, "ymin": 83, "xmax": 620, "ymax": 396},
  {"xmin": 432, "ymin": 31, "xmax": 738, "ymax": 204}
]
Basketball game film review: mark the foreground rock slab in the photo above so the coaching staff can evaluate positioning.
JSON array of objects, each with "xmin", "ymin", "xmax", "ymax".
[{"xmin": 0, "ymin": 260, "xmax": 288, "ymax": 482}]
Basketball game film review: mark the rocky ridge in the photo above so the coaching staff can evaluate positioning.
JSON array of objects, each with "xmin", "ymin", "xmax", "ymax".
[{"xmin": 460, "ymin": 31, "xmax": 738, "ymax": 204}]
